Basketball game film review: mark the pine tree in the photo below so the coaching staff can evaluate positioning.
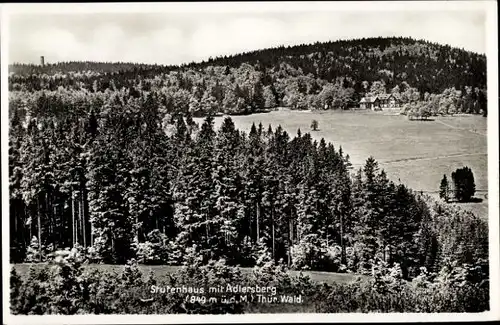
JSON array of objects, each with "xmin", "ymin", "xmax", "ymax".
[
  {"xmin": 439, "ymin": 174, "xmax": 450, "ymax": 202},
  {"xmin": 251, "ymin": 80, "xmax": 265, "ymax": 111},
  {"xmin": 172, "ymin": 115, "xmax": 216, "ymax": 262},
  {"xmin": 9, "ymin": 108, "xmax": 27, "ymax": 262},
  {"xmin": 243, "ymin": 123, "xmax": 265, "ymax": 244},
  {"xmin": 212, "ymin": 117, "xmax": 245, "ymax": 262},
  {"xmin": 351, "ymin": 157, "xmax": 382, "ymax": 271},
  {"xmin": 86, "ymin": 98, "xmax": 135, "ymax": 263},
  {"xmin": 20, "ymin": 119, "xmax": 55, "ymax": 261}
]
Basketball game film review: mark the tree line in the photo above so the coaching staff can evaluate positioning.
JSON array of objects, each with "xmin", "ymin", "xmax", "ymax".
[
  {"xmin": 9, "ymin": 88, "xmax": 487, "ymax": 281},
  {"xmin": 9, "ymin": 37, "xmax": 486, "ymax": 116}
]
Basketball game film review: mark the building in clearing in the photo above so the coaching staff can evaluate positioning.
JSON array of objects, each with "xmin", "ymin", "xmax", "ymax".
[
  {"xmin": 359, "ymin": 97, "xmax": 367, "ymax": 109},
  {"xmin": 359, "ymin": 94, "xmax": 399, "ymax": 110},
  {"xmin": 359, "ymin": 96, "xmax": 380, "ymax": 110},
  {"xmin": 377, "ymin": 94, "xmax": 399, "ymax": 109}
]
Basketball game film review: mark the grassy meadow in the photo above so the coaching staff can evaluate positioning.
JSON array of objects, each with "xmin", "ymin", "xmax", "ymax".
[{"xmin": 197, "ymin": 110, "xmax": 488, "ymax": 218}]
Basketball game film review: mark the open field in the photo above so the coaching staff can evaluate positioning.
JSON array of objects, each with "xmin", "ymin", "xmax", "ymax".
[
  {"xmin": 11, "ymin": 263, "xmax": 369, "ymax": 285},
  {"xmin": 196, "ymin": 110, "xmax": 488, "ymax": 218}
]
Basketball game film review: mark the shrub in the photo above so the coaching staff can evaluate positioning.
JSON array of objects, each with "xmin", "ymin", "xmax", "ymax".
[
  {"xmin": 11, "ymin": 265, "xmax": 54, "ymax": 314},
  {"xmin": 24, "ymin": 236, "xmax": 46, "ymax": 263},
  {"xmin": 10, "ymin": 268, "xmax": 22, "ymax": 313},
  {"xmin": 137, "ymin": 230, "xmax": 171, "ymax": 264},
  {"xmin": 48, "ymin": 246, "xmax": 87, "ymax": 314},
  {"xmin": 310, "ymin": 119, "xmax": 319, "ymax": 131},
  {"xmin": 10, "ymin": 257, "xmax": 489, "ymax": 314},
  {"xmin": 291, "ymin": 237, "xmax": 328, "ymax": 270},
  {"xmin": 254, "ymin": 237, "xmax": 273, "ymax": 266},
  {"xmin": 238, "ymin": 235, "xmax": 260, "ymax": 267},
  {"xmin": 170, "ymin": 258, "xmax": 245, "ymax": 314},
  {"xmin": 344, "ymin": 246, "xmax": 360, "ymax": 271},
  {"xmin": 135, "ymin": 242, "xmax": 156, "ymax": 264},
  {"xmin": 324, "ymin": 245, "xmax": 347, "ymax": 272}
]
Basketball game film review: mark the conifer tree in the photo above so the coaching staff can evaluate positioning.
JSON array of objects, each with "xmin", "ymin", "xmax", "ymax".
[
  {"xmin": 439, "ymin": 174, "xmax": 450, "ymax": 202},
  {"xmin": 243, "ymin": 123, "xmax": 265, "ymax": 243},
  {"xmin": 451, "ymin": 167, "xmax": 476, "ymax": 202},
  {"xmin": 212, "ymin": 117, "xmax": 245, "ymax": 262},
  {"xmin": 9, "ymin": 108, "xmax": 27, "ymax": 262},
  {"xmin": 251, "ymin": 80, "xmax": 265, "ymax": 111},
  {"xmin": 172, "ymin": 115, "xmax": 216, "ymax": 262}
]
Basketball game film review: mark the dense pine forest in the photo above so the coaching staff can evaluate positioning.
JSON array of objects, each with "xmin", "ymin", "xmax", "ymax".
[{"xmin": 8, "ymin": 37, "xmax": 489, "ymax": 313}]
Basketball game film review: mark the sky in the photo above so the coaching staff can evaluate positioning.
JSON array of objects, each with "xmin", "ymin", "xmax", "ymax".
[{"xmin": 5, "ymin": 4, "xmax": 487, "ymax": 66}]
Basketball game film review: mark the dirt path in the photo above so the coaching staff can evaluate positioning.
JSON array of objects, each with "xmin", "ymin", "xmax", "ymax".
[
  {"xmin": 351, "ymin": 152, "xmax": 487, "ymax": 168},
  {"xmin": 379, "ymin": 152, "xmax": 487, "ymax": 166},
  {"xmin": 435, "ymin": 119, "xmax": 487, "ymax": 136}
]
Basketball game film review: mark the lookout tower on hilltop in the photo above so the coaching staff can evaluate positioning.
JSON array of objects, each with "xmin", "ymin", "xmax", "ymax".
[{"xmin": 40, "ymin": 56, "xmax": 45, "ymax": 66}]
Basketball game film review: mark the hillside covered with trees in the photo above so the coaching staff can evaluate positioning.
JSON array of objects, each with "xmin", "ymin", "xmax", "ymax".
[{"xmin": 9, "ymin": 37, "xmax": 487, "ymax": 117}]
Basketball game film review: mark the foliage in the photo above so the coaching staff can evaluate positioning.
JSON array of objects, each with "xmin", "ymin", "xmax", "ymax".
[
  {"xmin": 10, "ymin": 257, "xmax": 489, "ymax": 314},
  {"xmin": 24, "ymin": 236, "xmax": 46, "ymax": 263},
  {"xmin": 451, "ymin": 166, "xmax": 476, "ymax": 202},
  {"xmin": 439, "ymin": 174, "xmax": 450, "ymax": 202},
  {"xmin": 135, "ymin": 230, "xmax": 171, "ymax": 265}
]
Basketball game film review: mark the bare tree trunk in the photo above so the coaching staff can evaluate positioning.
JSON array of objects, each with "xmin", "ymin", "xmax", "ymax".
[
  {"xmin": 205, "ymin": 214, "xmax": 209, "ymax": 245},
  {"xmin": 326, "ymin": 214, "xmax": 329, "ymax": 247},
  {"xmin": 256, "ymin": 201, "xmax": 260, "ymax": 242},
  {"xmin": 53, "ymin": 203, "xmax": 57, "ymax": 250},
  {"xmin": 249, "ymin": 210, "xmax": 252, "ymax": 242},
  {"xmin": 28, "ymin": 205, "xmax": 32, "ymax": 243},
  {"xmin": 111, "ymin": 232, "xmax": 115, "ymax": 261},
  {"xmin": 37, "ymin": 197, "xmax": 42, "ymax": 262},
  {"xmin": 24, "ymin": 205, "xmax": 28, "ymax": 247},
  {"xmin": 71, "ymin": 191, "xmax": 76, "ymax": 246},
  {"xmin": 90, "ymin": 221, "xmax": 94, "ymax": 247},
  {"xmin": 14, "ymin": 204, "xmax": 18, "ymax": 241},
  {"xmin": 340, "ymin": 212, "xmax": 345, "ymax": 265},
  {"xmin": 81, "ymin": 191, "xmax": 86, "ymax": 248},
  {"xmin": 60, "ymin": 203, "xmax": 65, "ymax": 246},
  {"xmin": 84, "ymin": 201, "xmax": 87, "ymax": 245},
  {"xmin": 135, "ymin": 214, "xmax": 139, "ymax": 244},
  {"xmin": 75, "ymin": 197, "xmax": 79, "ymax": 245},
  {"xmin": 271, "ymin": 205, "xmax": 275, "ymax": 261},
  {"xmin": 46, "ymin": 192, "xmax": 52, "ymax": 252},
  {"xmin": 288, "ymin": 212, "xmax": 293, "ymax": 267}
]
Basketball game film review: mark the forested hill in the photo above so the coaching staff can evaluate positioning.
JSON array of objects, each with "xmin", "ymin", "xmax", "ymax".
[
  {"xmin": 188, "ymin": 37, "xmax": 487, "ymax": 93},
  {"xmin": 9, "ymin": 37, "xmax": 487, "ymax": 116},
  {"xmin": 8, "ymin": 61, "xmax": 169, "ymax": 75}
]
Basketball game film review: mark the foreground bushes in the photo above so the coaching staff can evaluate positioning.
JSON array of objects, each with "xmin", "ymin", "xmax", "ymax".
[
  {"xmin": 314, "ymin": 260, "xmax": 489, "ymax": 313},
  {"xmin": 10, "ymin": 248, "xmax": 489, "ymax": 314}
]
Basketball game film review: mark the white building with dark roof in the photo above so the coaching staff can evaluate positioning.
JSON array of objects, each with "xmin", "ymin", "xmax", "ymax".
[{"xmin": 359, "ymin": 94, "xmax": 399, "ymax": 110}]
